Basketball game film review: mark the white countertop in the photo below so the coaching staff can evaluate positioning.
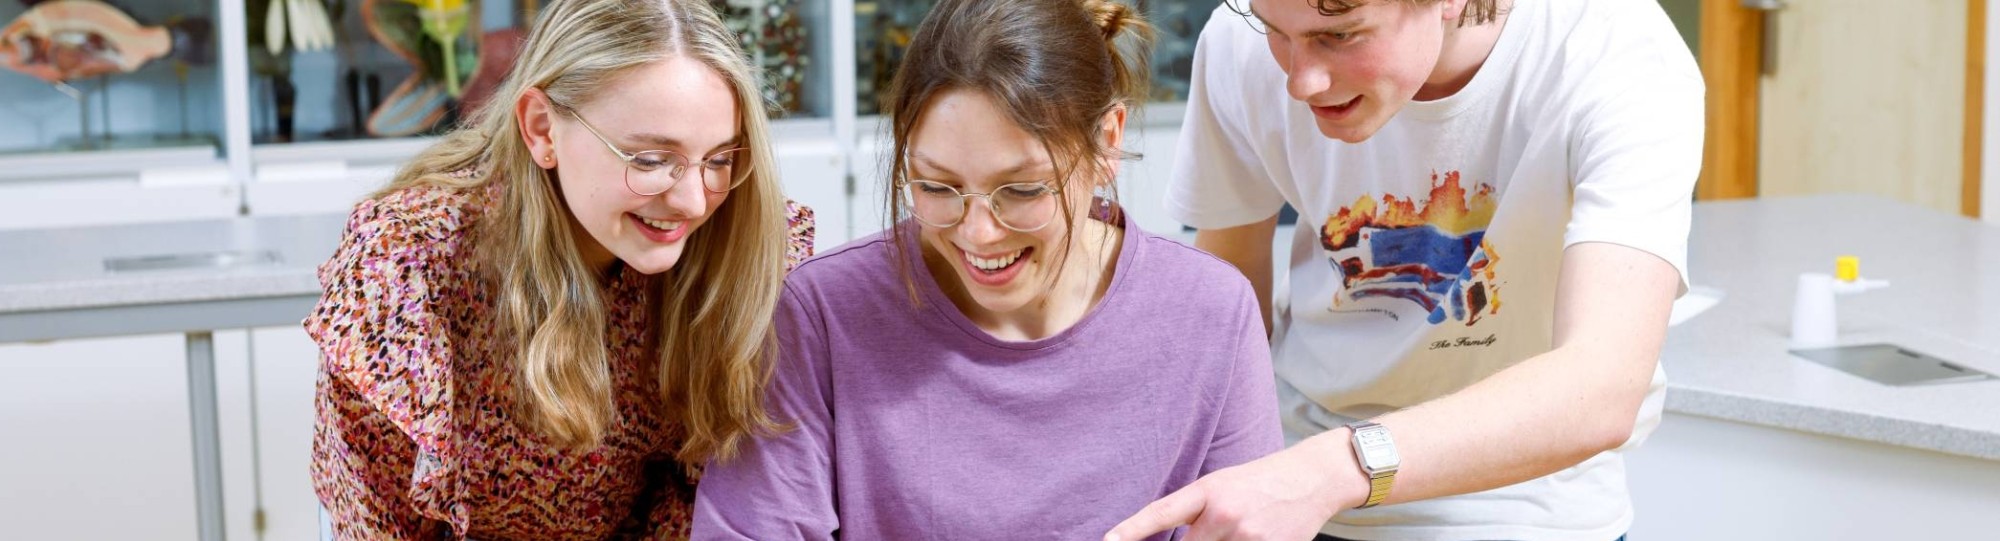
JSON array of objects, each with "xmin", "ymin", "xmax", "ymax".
[
  {"xmin": 1665, "ymin": 194, "xmax": 2000, "ymax": 460},
  {"xmin": 0, "ymin": 213, "xmax": 345, "ymax": 314}
]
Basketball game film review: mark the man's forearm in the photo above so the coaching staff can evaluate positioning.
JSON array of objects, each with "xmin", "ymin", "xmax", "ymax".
[
  {"xmin": 1303, "ymin": 242, "xmax": 1678, "ymax": 509},
  {"xmin": 1310, "ymin": 346, "xmax": 1657, "ymax": 509}
]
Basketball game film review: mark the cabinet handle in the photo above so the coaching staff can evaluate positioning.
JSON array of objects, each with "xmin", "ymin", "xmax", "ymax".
[{"xmin": 1742, "ymin": 0, "xmax": 1786, "ymax": 76}]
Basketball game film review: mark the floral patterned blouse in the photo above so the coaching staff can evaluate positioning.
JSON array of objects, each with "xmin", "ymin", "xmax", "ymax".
[{"xmin": 305, "ymin": 183, "xmax": 814, "ymax": 540}]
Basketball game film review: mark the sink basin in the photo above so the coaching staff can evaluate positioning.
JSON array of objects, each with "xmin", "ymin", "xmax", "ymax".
[
  {"xmin": 103, "ymin": 250, "xmax": 282, "ymax": 273},
  {"xmin": 1790, "ymin": 344, "xmax": 1996, "ymax": 386}
]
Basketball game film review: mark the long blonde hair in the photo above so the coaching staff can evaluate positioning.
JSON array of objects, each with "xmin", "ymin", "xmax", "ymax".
[{"xmin": 372, "ymin": 0, "xmax": 787, "ymax": 464}]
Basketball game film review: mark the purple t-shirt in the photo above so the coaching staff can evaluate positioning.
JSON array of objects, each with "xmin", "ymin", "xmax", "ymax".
[{"xmin": 691, "ymin": 221, "xmax": 1281, "ymax": 540}]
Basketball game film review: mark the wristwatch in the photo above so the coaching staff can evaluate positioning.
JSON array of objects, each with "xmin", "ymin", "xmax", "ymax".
[{"xmin": 1346, "ymin": 421, "xmax": 1399, "ymax": 508}]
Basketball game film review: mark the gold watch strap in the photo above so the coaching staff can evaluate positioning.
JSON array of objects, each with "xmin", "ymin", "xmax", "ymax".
[{"xmin": 1359, "ymin": 470, "xmax": 1394, "ymax": 508}]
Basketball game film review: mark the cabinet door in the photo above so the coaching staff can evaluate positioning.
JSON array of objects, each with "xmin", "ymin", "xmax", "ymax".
[
  {"xmin": 249, "ymin": 326, "xmax": 328, "ymax": 541},
  {"xmin": 776, "ymin": 137, "xmax": 852, "ymax": 248},
  {"xmin": 1628, "ymin": 413, "xmax": 2000, "ymax": 539},
  {"xmin": 848, "ymin": 121, "xmax": 891, "ymax": 239},
  {"xmin": 0, "ymin": 334, "xmax": 208, "ymax": 540},
  {"xmin": 1756, "ymin": 0, "xmax": 1973, "ymax": 215},
  {"xmin": 1115, "ymin": 116, "xmax": 1186, "ymax": 234}
]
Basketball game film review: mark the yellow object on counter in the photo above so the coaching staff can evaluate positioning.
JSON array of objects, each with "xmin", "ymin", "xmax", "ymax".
[{"xmin": 1836, "ymin": 255, "xmax": 1860, "ymax": 282}]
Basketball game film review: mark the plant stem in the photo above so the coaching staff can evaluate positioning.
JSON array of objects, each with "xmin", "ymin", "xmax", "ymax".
[{"xmin": 441, "ymin": 37, "xmax": 461, "ymax": 97}]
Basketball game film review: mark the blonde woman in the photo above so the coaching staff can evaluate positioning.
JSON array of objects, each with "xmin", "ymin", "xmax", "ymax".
[{"xmin": 304, "ymin": 0, "xmax": 812, "ymax": 538}]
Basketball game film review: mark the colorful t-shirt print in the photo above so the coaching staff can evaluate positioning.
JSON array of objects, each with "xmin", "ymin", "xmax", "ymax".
[{"xmin": 1320, "ymin": 171, "xmax": 1501, "ymax": 326}]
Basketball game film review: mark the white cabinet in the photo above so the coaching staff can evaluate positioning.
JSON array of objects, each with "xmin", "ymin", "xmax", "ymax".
[
  {"xmin": 0, "ymin": 329, "xmax": 327, "ymax": 541},
  {"xmin": 247, "ymin": 326, "xmax": 332, "ymax": 541},
  {"xmin": 0, "ymin": 333, "xmax": 224, "ymax": 540},
  {"xmin": 1627, "ymin": 413, "xmax": 2000, "ymax": 540},
  {"xmin": 0, "ymin": 177, "xmax": 241, "ymax": 230},
  {"xmin": 1117, "ymin": 104, "xmax": 1192, "ymax": 234}
]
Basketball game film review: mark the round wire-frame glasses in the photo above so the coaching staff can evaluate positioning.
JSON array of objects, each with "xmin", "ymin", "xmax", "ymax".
[
  {"xmin": 553, "ymin": 100, "xmax": 749, "ymax": 196},
  {"xmin": 899, "ymin": 179, "xmax": 1065, "ymax": 232}
]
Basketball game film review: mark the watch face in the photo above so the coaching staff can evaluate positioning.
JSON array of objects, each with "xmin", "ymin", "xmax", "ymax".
[
  {"xmin": 1357, "ymin": 429, "xmax": 1392, "ymax": 447},
  {"xmin": 1353, "ymin": 426, "xmax": 1399, "ymax": 470},
  {"xmin": 1360, "ymin": 446, "xmax": 1398, "ymax": 466}
]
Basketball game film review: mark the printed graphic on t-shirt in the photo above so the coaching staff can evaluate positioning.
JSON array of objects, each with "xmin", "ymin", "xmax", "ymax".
[{"xmin": 1319, "ymin": 171, "xmax": 1502, "ymax": 326}]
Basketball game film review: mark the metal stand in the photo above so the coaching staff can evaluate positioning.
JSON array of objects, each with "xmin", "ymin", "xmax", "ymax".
[
  {"xmin": 52, "ymin": 81, "xmax": 90, "ymax": 150},
  {"xmin": 185, "ymin": 331, "xmax": 228, "ymax": 541}
]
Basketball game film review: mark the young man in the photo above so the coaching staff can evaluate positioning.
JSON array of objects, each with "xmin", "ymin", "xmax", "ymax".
[{"xmin": 1106, "ymin": 0, "xmax": 1699, "ymax": 540}]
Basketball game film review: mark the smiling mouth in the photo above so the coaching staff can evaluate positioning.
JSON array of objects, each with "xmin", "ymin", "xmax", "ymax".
[
  {"xmin": 958, "ymin": 245, "xmax": 1035, "ymax": 287},
  {"xmin": 1312, "ymin": 96, "xmax": 1362, "ymax": 117},
  {"xmin": 636, "ymin": 215, "xmax": 683, "ymax": 232},
  {"xmin": 629, "ymin": 212, "xmax": 690, "ymax": 243},
  {"xmin": 965, "ymin": 247, "xmax": 1027, "ymax": 272}
]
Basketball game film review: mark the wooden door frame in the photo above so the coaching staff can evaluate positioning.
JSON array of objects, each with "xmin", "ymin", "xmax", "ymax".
[
  {"xmin": 1695, "ymin": 0, "xmax": 1762, "ymax": 201},
  {"xmin": 1966, "ymin": 0, "xmax": 1986, "ymax": 219},
  {"xmin": 1697, "ymin": 0, "xmax": 1986, "ymax": 219}
]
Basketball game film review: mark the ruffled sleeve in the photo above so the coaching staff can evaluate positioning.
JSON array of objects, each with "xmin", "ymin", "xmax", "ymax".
[
  {"xmin": 305, "ymin": 189, "xmax": 474, "ymax": 538},
  {"xmin": 784, "ymin": 200, "xmax": 816, "ymax": 271}
]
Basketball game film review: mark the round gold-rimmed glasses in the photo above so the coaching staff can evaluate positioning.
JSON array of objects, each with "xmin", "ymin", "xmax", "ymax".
[
  {"xmin": 899, "ymin": 179, "xmax": 1065, "ymax": 232},
  {"xmin": 553, "ymin": 101, "xmax": 749, "ymax": 196}
]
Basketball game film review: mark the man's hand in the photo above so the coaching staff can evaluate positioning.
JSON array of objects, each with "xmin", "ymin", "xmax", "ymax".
[{"xmin": 1104, "ymin": 435, "xmax": 1364, "ymax": 541}]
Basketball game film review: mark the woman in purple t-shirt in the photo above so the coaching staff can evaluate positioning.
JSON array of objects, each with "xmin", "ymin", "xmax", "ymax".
[{"xmin": 691, "ymin": 0, "xmax": 1281, "ymax": 539}]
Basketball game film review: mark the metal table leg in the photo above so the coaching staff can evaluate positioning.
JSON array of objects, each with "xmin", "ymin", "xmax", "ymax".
[{"xmin": 186, "ymin": 331, "xmax": 227, "ymax": 541}]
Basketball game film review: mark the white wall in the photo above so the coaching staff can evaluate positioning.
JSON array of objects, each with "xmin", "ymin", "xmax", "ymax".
[{"xmin": 1988, "ymin": 0, "xmax": 2000, "ymax": 223}]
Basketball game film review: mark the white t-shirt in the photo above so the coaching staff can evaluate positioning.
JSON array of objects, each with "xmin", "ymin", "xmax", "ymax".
[{"xmin": 1167, "ymin": 1, "xmax": 1701, "ymax": 539}]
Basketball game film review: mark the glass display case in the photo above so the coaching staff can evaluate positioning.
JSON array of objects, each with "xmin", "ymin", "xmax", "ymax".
[
  {"xmin": 852, "ymin": 0, "xmax": 1218, "ymax": 115},
  {"xmin": 1145, "ymin": 0, "xmax": 1218, "ymax": 103},
  {"xmin": 246, "ymin": 0, "xmax": 529, "ymax": 144},
  {"xmin": 0, "ymin": 0, "xmax": 225, "ymax": 157},
  {"xmin": 851, "ymin": 0, "xmax": 920, "ymax": 116},
  {"xmin": 712, "ymin": 0, "xmax": 832, "ymax": 119},
  {"xmin": 1, "ymin": 0, "xmax": 1213, "ymax": 237},
  {"xmin": 244, "ymin": 0, "xmax": 830, "ymax": 147},
  {"xmin": 0, "ymin": 0, "xmax": 1211, "ymax": 173}
]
